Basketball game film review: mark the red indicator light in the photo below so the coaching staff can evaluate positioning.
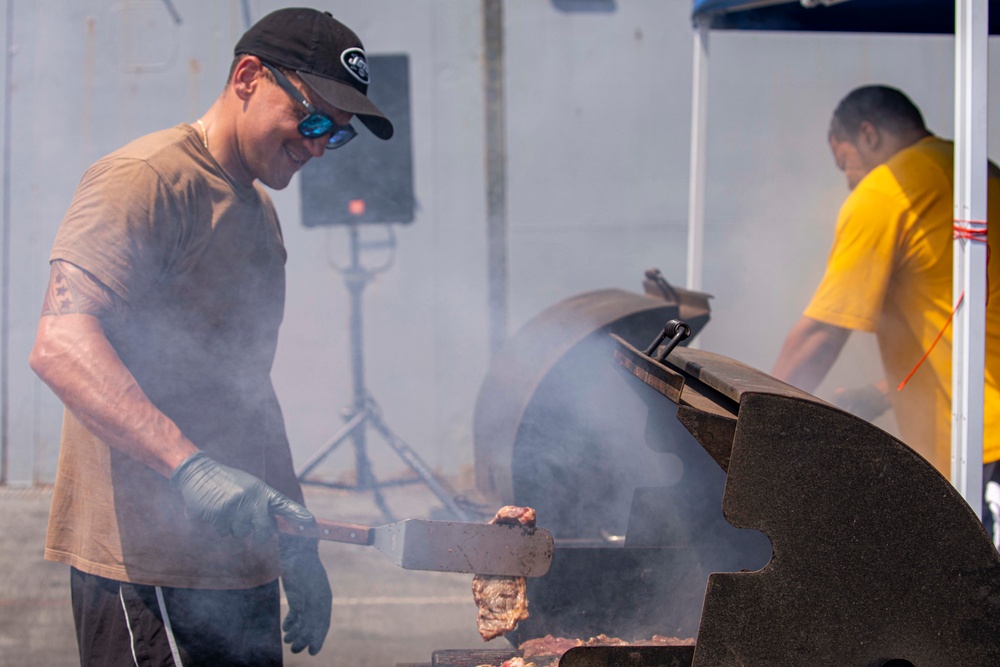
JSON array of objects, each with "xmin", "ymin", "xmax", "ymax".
[{"xmin": 349, "ymin": 199, "xmax": 366, "ymax": 216}]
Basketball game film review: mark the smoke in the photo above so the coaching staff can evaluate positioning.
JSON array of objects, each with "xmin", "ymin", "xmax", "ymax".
[{"xmin": 469, "ymin": 286, "xmax": 772, "ymax": 641}]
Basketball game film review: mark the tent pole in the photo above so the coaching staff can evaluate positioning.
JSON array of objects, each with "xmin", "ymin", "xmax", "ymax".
[
  {"xmin": 483, "ymin": 0, "xmax": 508, "ymax": 356},
  {"xmin": 686, "ymin": 18, "xmax": 709, "ymax": 297},
  {"xmin": 0, "ymin": 0, "xmax": 13, "ymax": 486},
  {"xmin": 951, "ymin": 0, "xmax": 988, "ymax": 511}
]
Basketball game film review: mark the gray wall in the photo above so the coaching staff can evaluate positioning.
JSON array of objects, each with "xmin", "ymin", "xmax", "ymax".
[{"xmin": 3, "ymin": 0, "xmax": 999, "ymax": 484}]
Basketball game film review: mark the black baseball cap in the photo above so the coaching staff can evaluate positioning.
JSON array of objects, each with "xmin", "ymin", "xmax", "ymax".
[{"xmin": 235, "ymin": 8, "xmax": 393, "ymax": 140}]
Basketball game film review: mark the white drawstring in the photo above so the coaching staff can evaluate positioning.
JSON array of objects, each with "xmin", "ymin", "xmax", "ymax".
[
  {"xmin": 118, "ymin": 585, "xmax": 140, "ymax": 667},
  {"xmin": 155, "ymin": 586, "xmax": 185, "ymax": 667}
]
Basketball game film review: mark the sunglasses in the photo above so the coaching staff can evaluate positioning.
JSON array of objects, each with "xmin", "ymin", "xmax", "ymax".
[{"xmin": 260, "ymin": 61, "xmax": 357, "ymax": 150}]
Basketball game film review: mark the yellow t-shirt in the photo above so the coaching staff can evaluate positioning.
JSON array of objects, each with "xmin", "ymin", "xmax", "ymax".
[{"xmin": 805, "ymin": 136, "xmax": 1000, "ymax": 476}]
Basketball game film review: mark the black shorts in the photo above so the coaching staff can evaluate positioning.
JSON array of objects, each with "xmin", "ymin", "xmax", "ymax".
[{"xmin": 70, "ymin": 568, "xmax": 282, "ymax": 667}]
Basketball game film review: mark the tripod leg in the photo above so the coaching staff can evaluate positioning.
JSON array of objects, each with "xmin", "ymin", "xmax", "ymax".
[
  {"xmin": 296, "ymin": 411, "xmax": 367, "ymax": 481},
  {"xmin": 350, "ymin": 412, "xmax": 395, "ymax": 522},
  {"xmin": 298, "ymin": 224, "xmax": 451, "ymax": 523},
  {"xmin": 368, "ymin": 416, "xmax": 472, "ymax": 521}
]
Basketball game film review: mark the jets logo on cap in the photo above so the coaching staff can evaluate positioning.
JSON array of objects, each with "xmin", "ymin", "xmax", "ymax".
[{"xmin": 341, "ymin": 48, "xmax": 370, "ymax": 85}]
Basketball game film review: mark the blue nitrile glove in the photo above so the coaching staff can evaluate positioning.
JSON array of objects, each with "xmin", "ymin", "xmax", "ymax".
[
  {"xmin": 170, "ymin": 451, "xmax": 314, "ymax": 543},
  {"xmin": 279, "ymin": 535, "xmax": 332, "ymax": 655}
]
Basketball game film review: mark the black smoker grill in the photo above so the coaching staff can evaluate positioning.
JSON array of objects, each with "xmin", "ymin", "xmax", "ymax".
[
  {"xmin": 595, "ymin": 335, "xmax": 1000, "ymax": 666},
  {"xmin": 472, "ymin": 278, "xmax": 766, "ymax": 646},
  {"xmin": 414, "ymin": 277, "xmax": 1000, "ymax": 666}
]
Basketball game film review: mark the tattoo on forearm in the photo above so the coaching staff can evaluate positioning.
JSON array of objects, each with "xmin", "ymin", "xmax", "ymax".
[{"xmin": 41, "ymin": 261, "xmax": 126, "ymax": 321}]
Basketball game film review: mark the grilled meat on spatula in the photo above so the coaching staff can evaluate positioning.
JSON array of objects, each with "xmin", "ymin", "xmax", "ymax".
[{"xmin": 472, "ymin": 506, "xmax": 535, "ymax": 641}]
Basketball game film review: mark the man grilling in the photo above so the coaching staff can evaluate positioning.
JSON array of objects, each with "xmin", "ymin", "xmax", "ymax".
[
  {"xmin": 29, "ymin": 8, "xmax": 392, "ymax": 665},
  {"xmin": 771, "ymin": 84, "xmax": 1000, "ymax": 541}
]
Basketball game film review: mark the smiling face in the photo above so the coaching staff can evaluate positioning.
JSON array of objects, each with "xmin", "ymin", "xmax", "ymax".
[{"xmin": 233, "ymin": 58, "xmax": 353, "ymax": 190}]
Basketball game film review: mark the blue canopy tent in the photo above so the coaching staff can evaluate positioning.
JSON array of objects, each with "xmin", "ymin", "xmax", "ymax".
[
  {"xmin": 694, "ymin": 0, "xmax": 1000, "ymax": 33},
  {"xmin": 685, "ymin": 0, "xmax": 993, "ymax": 509}
]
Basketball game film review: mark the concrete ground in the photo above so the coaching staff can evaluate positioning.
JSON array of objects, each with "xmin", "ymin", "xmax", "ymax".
[{"xmin": 0, "ymin": 480, "xmax": 511, "ymax": 667}]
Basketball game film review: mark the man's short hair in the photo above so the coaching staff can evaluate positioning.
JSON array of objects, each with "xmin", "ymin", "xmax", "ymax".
[{"xmin": 830, "ymin": 85, "xmax": 927, "ymax": 140}]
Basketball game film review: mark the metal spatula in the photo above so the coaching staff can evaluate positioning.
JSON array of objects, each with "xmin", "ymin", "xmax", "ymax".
[{"xmin": 276, "ymin": 515, "xmax": 554, "ymax": 577}]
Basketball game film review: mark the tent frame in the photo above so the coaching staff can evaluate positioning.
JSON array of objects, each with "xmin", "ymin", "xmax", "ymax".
[
  {"xmin": 686, "ymin": 0, "xmax": 989, "ymax": 509},
  {"xmin": 952, "ymin": 0, "xmax": 988, "ymax": 506}
]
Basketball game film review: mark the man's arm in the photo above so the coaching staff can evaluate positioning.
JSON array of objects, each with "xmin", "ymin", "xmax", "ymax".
[
  {"xmin": 30, "ymin": 259, "xmax": 315, "ymax": 542},
  {"xmin": 28, "ymin": 260, "xmax": 198, "ymax": 476},
  {"xmin": 771, "ymin": 315, "xmax": 852, "ymax": 394}
]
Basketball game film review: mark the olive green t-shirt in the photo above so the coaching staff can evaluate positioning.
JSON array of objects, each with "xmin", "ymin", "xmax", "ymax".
[{"xmin": 44, "ymin": 124, "xmax": 301, "ymax": 589}]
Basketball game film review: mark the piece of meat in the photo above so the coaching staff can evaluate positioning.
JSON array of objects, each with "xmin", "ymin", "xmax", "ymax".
[
  {"xmin": 471, "ymin": 575, "xmax": 528, "ymax": 641},
  {"xmin": 583, "ymin": 634, "xmax": 629, "ymax": 646},
  {"xmin": 519, "ymin": 635, "xmax": 583, "ymax": 659},
  {"xmin": 518, "ymin": 633, "xmax": 696, "ymax": 661},
  {"xmin": 473, "ymin": 659, "xmax": 537, "ymax": 667},
  {"xmin": 499, "ymin": 659, "xmax": 536, "ymax": 667},
  {"xmin": 472, "ymin": 506, "xmax": 535, "ymax": 641},
  {"xmin": 492, "ymin": 505, "xmax": 536, "ymax": 526},
  {"xmin": 649, "ymin": 635, "xmax": 697, "ymax": 646}
]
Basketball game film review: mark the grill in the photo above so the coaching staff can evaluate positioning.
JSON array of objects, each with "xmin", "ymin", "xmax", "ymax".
[
  {"xmin": 402, "ymin": 276, "xmax": 1000, "ymax": 666},
  {"xmin": 609, "ymin": 336, "xmax": 1000, "ymax": 665}
]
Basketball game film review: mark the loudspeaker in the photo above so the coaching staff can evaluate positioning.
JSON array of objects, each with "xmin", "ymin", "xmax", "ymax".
[{"xmin": 300, "ymin": 54, "xmax": 414, "ymax": 226}]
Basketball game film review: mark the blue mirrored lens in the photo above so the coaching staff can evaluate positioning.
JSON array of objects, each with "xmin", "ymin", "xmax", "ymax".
[
  {"xmin": 298, "ymin": 114, "xmax": 334, "ymax": 138},
  {"xmin": 326, "ymin": 127, "xmax": 356, "ymax": 149},
  {"xmin": 297, "ymin": 115, "xmax": 356, "ymax": 149}
]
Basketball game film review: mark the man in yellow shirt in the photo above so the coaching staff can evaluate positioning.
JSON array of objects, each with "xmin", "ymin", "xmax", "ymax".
[{"xmin": 772, "ymin": 85, "xmax": 1000, "ymax": 540}]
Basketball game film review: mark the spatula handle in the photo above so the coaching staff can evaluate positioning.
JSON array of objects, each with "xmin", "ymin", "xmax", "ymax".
[{"xmin": 276, "ymin": 516, "xmax": 374, "ymax": 545}]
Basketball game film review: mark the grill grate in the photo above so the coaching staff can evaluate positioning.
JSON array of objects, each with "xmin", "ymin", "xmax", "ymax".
[{"xmin": 430, "ymin": 648, "xmax": 520, "ymax": 667}]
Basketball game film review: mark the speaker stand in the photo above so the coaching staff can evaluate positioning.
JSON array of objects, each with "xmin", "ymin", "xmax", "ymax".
[{"xmin": 296, "ymin": 223, "xmax": 470, "ymax": 523}]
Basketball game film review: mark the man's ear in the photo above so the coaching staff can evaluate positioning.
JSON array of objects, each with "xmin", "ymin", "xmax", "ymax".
[
  {"xmin": 231, "ymin": 56, "xmax": 264, "ymax": 101},
  {"xmin": 857, "ymin": 120, "xmax": 881, "ymax": 151}
]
